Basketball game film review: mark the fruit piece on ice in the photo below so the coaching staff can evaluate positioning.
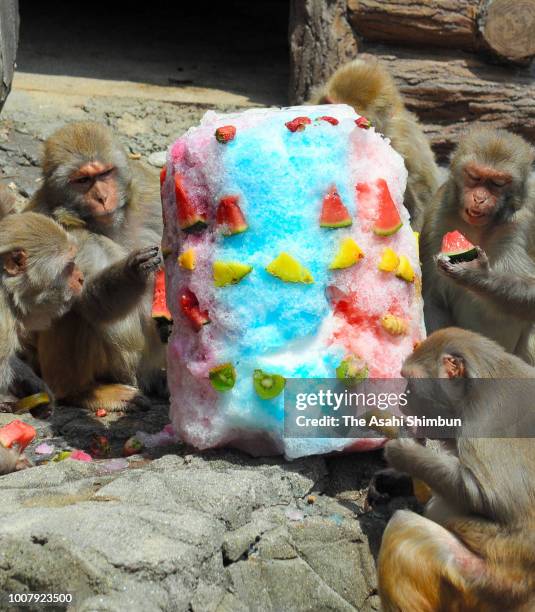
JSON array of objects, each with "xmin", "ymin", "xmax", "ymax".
[
  {"xmin": 0, "ymin": 420, "xmax": 36, "ymax": 451},
  {"xmin": 413, "ymin": 231, "xmax": 420, "ymax": 258},
  {"xmin": 266, "ymin": 253, "xmax": 314, "ymax": 284},
  {"xmin": 174, "ymin": 174, "xmax": 208, "ymax": 233},
  {"xmin": 372, "ymin": 179, "xmax": 402, "ymax": 236},
  {"xmin": 213, "ymin": 261, "xmax": 253, "ymax": 287},
  {"xmin": 319, "ymin": 188, "xmax": 352, "ymax": 229},
  {"xmin": 317, "ymin": 116, "xmax": 339, "ymax": 125},
  {"xmin": 209, "ymin": 363, "xmax": 236, "ymax": 392},
  {"xmin": 329, "ymin": 238, "xmax": 365, "ymax": 269},
  {"xmin": 253, "ymin": 369, "xmax": 285, "ymax": 399},
  {"xmin": 381, "ymin": 314, "xmax": 409, "ymax": 336},
  {"xmin": 440, "ymin": 230, "xmax": 478, "ymax": 264},
  {"xmin": 215, "ymin": 125, "xmax": 236, "ymax": 143},
  {"xmin": 216, "ymin": 196, "xmax": 248, "ymax": 236},
  {"xmin": 355, "ymin": 116, "xmax": 371, "ymax": 129},
  {"xmin": 378, "ymin": 248, "xmax": 399, "ymax": 272},
  {"xmin": 180, "ymin": 289, "xmax": 210, "ymax": 331},
  {"xmin": 14, "ymin": 392, "xmax": 50, "ymax": 414},
  {"xmin": 336, "ymin": 355, "xmax": 368, "ymax": 383},
  {"xmin": 285, "ymin": 116, "xmax": 312, "ymax": 132},
  {"xmin": 178, "ymin": 248, "xmax": 196, "ymax": 270},
  {"xmin": 395, "ymin": 256, "xmax": 415, "ymax": 283},
  {"xmin": 152, "ymin": 269, "xmax": 172, "ymax": 321},
  {"xmin": 159, "ymin": 166, "xmax": 167, "ymax": 187}
]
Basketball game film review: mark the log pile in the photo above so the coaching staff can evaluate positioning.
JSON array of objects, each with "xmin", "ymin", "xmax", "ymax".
[{"xmin": 289, "ymin": 0, "xmax": 535, "ymax": 159}]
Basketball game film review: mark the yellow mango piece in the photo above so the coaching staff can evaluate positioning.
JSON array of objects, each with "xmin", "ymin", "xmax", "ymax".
[
  {"xmin": 378, "ymin": 248, "xmax": 399, "ymax": 272},
  {"xmin": 381, "ymin": 314, "xmax": 408, "ymax": 336},
  {"xmin": 213, "ymin": 261, "xmax": 253, "ymax": 287},
  {"xmin": 413, "ymin": 231, "xmax": 420, "ymax": 258},
  {"xmin": 329, "ymin": 238, "xmax": 365, "ymax": 270},
  {"xmin": 178, "ymin": 248, "xmax": 196, "ymax": 270},
  {"xmin": 266, "ymin": 253, "xmax": 314, "ymax": 284},
  {"xmin": 395, "ymin": 256, "xmax": 415, "ymax": 283}
]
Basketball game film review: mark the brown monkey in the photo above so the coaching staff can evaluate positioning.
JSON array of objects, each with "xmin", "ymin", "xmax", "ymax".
[
  {"xmin": 26, "ymin": 122, "xmax": 166, "ymax": 410},
  {"xmin": 0, "ymin": 445, "xmax": 28, "ymax": 475},
  {"xmin": 378, "ymin": 328, "xmax": 535, "ymax": 611},
  {"xmin": 310, "ymin": 58, "xmax": 439, "ymax": 231},
  {"xmin": 423, "ymin": 127, "xmax": 535, "ymax": 363}
]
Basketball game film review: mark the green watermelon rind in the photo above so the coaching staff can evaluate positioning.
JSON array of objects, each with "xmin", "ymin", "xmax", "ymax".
[
  {"xmin": 320, "ymin": 218, "xmax": 353, "ymax": 229},
  {"xmin": 373, "ymin": 221, "xmax": 402, "ymax": 237}
]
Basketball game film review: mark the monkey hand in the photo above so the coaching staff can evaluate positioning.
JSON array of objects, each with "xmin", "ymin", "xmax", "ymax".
[
  {"xmin": 126, "ymin": 246, "xmax": 162, "ymax": 280},
  {"xmin": 384, "ymin": 438, "xmax": 422, "ymax": 475},
  {"xmin": 435, "ymin": 248, "xmax": 489, "ymax": 286}
]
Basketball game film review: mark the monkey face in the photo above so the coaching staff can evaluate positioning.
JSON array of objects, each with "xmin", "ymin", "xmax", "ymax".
[
  {"xmin": 68, "ymin": 161, "xmax": 121, "ymax": 224},
  {"xmin": 461, "ymin": 162, "xmax": 512, "ymax": 227}
]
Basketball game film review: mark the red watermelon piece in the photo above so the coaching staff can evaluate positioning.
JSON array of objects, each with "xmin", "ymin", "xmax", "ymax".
[
  {"xmin": 152, "ymin": 269, "xmax": 172, "ymax": 321},
  {"xmin": 285, "ymin": 117, "xmax": 311, "ymax": 132},
  {"xmin": 159, "ymin": 165, "xmax": 167, "ymax": 187},
  {"xmin": 174, "ymin": 174, "xmax": 208, "ymax": 233},
  {"xmin": 180, "ymin": 289, "xmax": 210, "ymax": 331},
  {"xmin": 0, "ymin": 420, "xmax": 36, "ymax": 451},
  {"xmin": 319, "ymin": 188, "xmax": 352, "ymax": 229},
  {"xmin": 372, "ymin": 179, "xmax": 402, "ymax": 236},
  {"xmin": 216, "ymin": 196, "xmax": 248, "ymax": 236},
  {"xmin": 441, "ymin": 231, "xmax": 478, "ymax": 263}
]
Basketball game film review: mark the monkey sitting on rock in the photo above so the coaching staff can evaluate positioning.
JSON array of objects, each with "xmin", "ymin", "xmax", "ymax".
[
  {"xmin": 26, "ymin": 122, "xmax": 166, "ymax": 411},
  {"xmin": 378, "ymin": 327, "xmax": 535, "ymax": 612}
]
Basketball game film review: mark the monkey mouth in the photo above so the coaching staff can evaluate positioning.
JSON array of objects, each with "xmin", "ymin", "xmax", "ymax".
[{"xmin": 464, "ymin": 208, "xmax": 490, "ymax": 225}]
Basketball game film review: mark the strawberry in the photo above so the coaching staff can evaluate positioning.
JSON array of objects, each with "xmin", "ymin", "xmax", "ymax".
[
  {"xmin": 317, "ymin": 116, "xmax": 339, "ymax": 126},
  {"xmin": 355, "ymin": 116, "xmax": 371, "ymax": 129},
  {"xmin": 285, "ymin": 117, "xmax": 312, "ymax": 132},
  {"xmin": 180, "ymin": 289, "xmax": 210, "ymax": 331},
  {"xmin": 215, "ymin": 125, "xmax": 236, "ymax": 143}
]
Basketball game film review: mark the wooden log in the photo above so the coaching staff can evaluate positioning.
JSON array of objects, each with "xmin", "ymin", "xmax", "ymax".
[
  {"xmin": 478, "ymin": 0, "xmax": 535, "ymax": 64},
  {"xmin": 348, "ymin": 0, "xmax": 478, "ymax": 50},
  {"xmin": 289, "ymin": 0, "xmax": 358, "ymax": 104},
  {"xmin": 359, "ymin": 47, "xmax": 535, "ymax": 161},
  {"xmin": 0, "ymin": 0, "xmax": 19, "ymax": 113}
]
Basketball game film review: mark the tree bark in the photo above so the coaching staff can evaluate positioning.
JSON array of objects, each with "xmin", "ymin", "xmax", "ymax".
[
  {"xmin": 348, "ymin": 0, "xmax": 478, "ymax": 50},
  {"xmin": 360, "ymin": 47, "xmax": 535, "ymax": 161},
  {"xmin": 478, "ymin": 0, "xmax": 535, "ymax": 64},
  {"xmin": 289, "ymin": 0, "xmax": 358, "ymax": 104},
  {"xmin": 0, "ymin": 0, "xmax": 19, "ymax": 113}
]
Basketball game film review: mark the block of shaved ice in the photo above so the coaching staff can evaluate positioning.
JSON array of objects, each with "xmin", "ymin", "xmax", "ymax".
[{"xmin": 161, "ymin": 104, "xmax": 425, "ymax": 459}]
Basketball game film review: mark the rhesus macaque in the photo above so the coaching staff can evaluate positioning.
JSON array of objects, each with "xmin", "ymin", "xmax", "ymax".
[
  {"xmin": 423, "ymin": 127, "xmax": 535, "ymax": 363},
  {"xmin": 26, "ymin": 122, "xmax": 166, "ymax": 410},
  {"xmin": 378, "ymin": 328, "xmax": 535, "ymax": 612},
  {"xmin": 310, "ymin": 57, "xmax": 439, "ymax": 231}
]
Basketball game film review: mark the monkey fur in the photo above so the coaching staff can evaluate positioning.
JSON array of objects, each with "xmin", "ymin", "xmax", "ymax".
[{"xmin": 378, "ymin": 328, "xmax": 535, "ymax": 611}]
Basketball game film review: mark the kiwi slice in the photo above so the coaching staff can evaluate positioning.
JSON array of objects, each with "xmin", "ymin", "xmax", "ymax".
[
  {"xmin": 253, "ymin": 369, "xmax": 285, "ymax": 400},
  {"xmin": 209, "ymin": 363, "xmax": 236, "ymax": 392},
  {"xmin": 336, "ymin": 356, "xmax": 368, "ymax": 383}
]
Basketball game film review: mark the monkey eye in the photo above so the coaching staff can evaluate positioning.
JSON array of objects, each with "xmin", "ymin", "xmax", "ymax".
[
  {"xmin": 99, "ymin": 168, "xmax": 115, "ymax": 178},
  {"xmin": 73, "ymin": 176, "xmax": 91, "ymax": 185},
  {"xmin": 490, "ymin": 179, "xmax": 507, "ymax": 188}
]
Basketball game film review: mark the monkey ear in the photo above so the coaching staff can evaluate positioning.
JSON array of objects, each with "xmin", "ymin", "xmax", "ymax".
[
  {"xmin": 442, "ymin": 354, "xmax": 466, "ymax": 378},
  {"xmin": 3, "ymin": 249, "xmax": 28, "ymax": 276}
]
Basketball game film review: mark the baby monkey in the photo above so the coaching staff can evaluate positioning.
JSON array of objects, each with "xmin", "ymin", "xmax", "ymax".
[{"xmin": 378, "ymin": 328, "xmax": 535, "ymax": 611}]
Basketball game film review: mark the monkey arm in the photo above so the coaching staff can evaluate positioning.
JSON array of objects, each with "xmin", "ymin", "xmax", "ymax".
[
  {"xmin": 384, "ymin": 439, "xmax": 486, "ymax": 515},
  {"xmin": 75, "ymin": 246, "xmax": 161, "ymax": 325},
  {"xmin": 438, "ymin": 255, "xmax": 535, "ymax": 320}
]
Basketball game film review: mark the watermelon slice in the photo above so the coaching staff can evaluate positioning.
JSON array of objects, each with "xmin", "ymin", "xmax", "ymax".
[
  {"xmin": 0, "ymin": 420, "xmax": 36, "ymax": 451},
  {"xmin": 174, "ymin": 174, "xmax": 208, "ymax": 233},
  {"xmin": 152, "ymin": 269, "xmax": 172, "ymax": 321},
  {"xmin": 159, "ymin": 165, "xmax": 167, "ymax": 187},
  {"xmin": 180, "ymin": 289, "xmax": 210, "ymax": 331},
  {"xmin": 216, "ymin": 196, "xmax": 248, "ymax": 236},
  {"xmin": 372, "ymin": 179, "xmax": 402, "ymax": 236},
  {"xmin": 320, "ymin": 188, "xmax": 352, "ymax": 229},
  {"xmin": 441, "ymin": 231, "xmax": 478, "ymax": 264}
]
